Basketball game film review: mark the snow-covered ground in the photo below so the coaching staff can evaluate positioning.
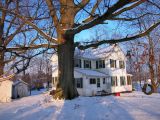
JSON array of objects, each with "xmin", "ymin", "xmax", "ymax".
[
  {"xmin": 0, "ymin": 91, "xmax": 160, "ymax": 120},
  {"xmin": 31, "ymin": 88, "xmax": 47, "ymax": 96}
]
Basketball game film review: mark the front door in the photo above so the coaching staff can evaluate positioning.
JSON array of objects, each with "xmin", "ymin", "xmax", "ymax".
[{"xmin": 106, "ymin": 77, "xmax": 111, "ymax": 93}]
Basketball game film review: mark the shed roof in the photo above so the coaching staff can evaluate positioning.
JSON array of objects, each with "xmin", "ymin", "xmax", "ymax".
[{"xmin": 13, "ymin": 80, "xmax": 29, "ymax": 86}]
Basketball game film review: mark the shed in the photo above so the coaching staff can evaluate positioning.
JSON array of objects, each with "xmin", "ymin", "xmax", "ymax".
[
  {"xmin": 12, "ymin": 80, "xmax": 30, "ymax": 99},
  {"xmin": 0, "ymin": 79, "xmax": 13, "ymax": 102}
]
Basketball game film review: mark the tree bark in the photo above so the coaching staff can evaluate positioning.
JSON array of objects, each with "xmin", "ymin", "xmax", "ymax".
[
  {"xmin": 54, "ymin": 35, "xmax": 79, "ymax": 99},
  {"xmin": 152, "ymin": 84, "xmax": 158, "ymax": 93},
  {"xmin": 0, "ymin": 19, "xmax": 5, "ymax": 76},
  {"xmin": 0, "ymin": 50, "xmax": 4, "ymax": 76},
  {"xmin": 148, "ymin": 35, "xmax": 158, "ymax": 93}
]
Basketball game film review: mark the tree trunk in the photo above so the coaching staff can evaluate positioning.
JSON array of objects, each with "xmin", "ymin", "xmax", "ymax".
[
  {"xmin": 54, "ymin": 35, "xmax": 79, "ymax": 99},
  {"xmin": 148, "ymin": 35, "xmax": 157, "ymax": 93},
  {"xmin": 0, "ymin": 50, "xmax": 4, "ymax": 76},
  {"xmin": 152, "ymin": 84, "xmax": 158, "ymax": 93},
  {"xmin": 0, "ymin": 22, "xmax": 5, "ymax": 76}
]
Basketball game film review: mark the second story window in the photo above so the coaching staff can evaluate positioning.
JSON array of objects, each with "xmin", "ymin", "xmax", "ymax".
[
  {"xmin": 84, "ymin": 60, "xmax": 91, "ymax": 68},
  {"xmin": 74, "ymin": 59, "xmax": 81, "ymax": 68},
  {"xmin": 110, "ymin": 59, "xmax": 116, "ymax": 68},
  {"xmin": 96, "ymin": 60, "xmax": 105, "ymax": 69},
  {"xmin": 119, "ymin": 61, "xmax": 125, "ymax": 69}
]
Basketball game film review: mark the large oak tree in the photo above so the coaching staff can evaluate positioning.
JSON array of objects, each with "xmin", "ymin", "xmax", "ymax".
[{"xmin": 1, "ymin": 0, "xmax": 160, "ymax": 99}]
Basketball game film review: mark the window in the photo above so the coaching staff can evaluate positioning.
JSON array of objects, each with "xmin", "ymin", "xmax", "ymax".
[
  {"xmin": 54, "ymin": 77, "xmax": 58, "ymax": 84},
  {"xmin": 127, "ymin": 76, "xmax": 132, "ymax": 85},
  {"xmin": 84, "ymin": 60, "xmax": 91, "ymax": 68},
  {"xmin": 106, "ymin": 77, "xmax": 111, "ymax": 88},
  {"xmin": 52, "ymin": 77, "xmax": 54, "ymax": 84},
  {"xmin": 103, "ymin": 78, "xmax": 105, "ymax": 84},
  {"xmin": 119, "ymin": 61, "xmax": 125, "ymax": 69},
  {"xmin": 111, "ymin": 76, "xmax": 118, "ymax": 86},
  {"xmin": 110, "ymin": 59, "xmax": 116, "ymax": 68},
  {"xmin": 52, "ymin": 77, "xmax": 58, "ymax": 85},
  {"xmin": 90, "ymin": 78, "xmax": 96, "ymax": 84},
  {"xmin": 120, "ymin": 76, "xmax": 126, "ymax": 86},
  {"xmin": 96, "ymin": 60, "xmax": 105, "ymax": 69},
  {"xmin": 74, "ymin": 59, "xmax": 81, "ymax": 68},
  {"xmin": 75, "ymin": 78, "xmax": 83, "ymax": 88},
  {"xmin": 97, "ymin": 78, "xmax": 100, "ymax": 87}
]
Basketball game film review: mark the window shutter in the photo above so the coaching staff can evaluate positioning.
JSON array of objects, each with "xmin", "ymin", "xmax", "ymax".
[
  {"xmin": 81, "ymin": 78, "xmax": 83, "ymax": 88},
  {"xmin": 103, "ymin": 60, "xmax": 105, "ymax": 68},
  {"xmin": 96, "ymin": 61, "xmax": 98, "ymax": 69},
  {"xmin": 90, "ymin": 79, "xmax": 92, "ymax": 84},
  {"xmin": 116, "ymin": 77, "xmax": 117, "ymax": 86},
  {"xmin": 84, "ymin": 60, "xmax": 86, "ymax": 68},
  {"xmin": 79, "ymin": 59, "xmax": 81, "ymax": 68}
]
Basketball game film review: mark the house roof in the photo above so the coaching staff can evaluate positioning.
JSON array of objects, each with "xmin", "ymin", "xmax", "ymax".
[
  {"xmin": 74, "ymin": 44, "xmax": 126, "ymax": 60},
  {"xmin": 0, "ymin": 74, "xmax": 14, "ymax": 82},
  {"xmin": 51, "ymin": 44, "xmax": 126, "ymax": 61},
  {"xmin": 75, "ymin": 68, "xmax": 108, "ymax": 77},
  {"xmin": 127, "ymin": 74, "xmax": 133, "ymax": 76}
]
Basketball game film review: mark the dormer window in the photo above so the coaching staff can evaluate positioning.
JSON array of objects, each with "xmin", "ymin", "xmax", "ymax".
[
  {"xmin": 110, "ymin": 59, "xmax": 116, "ymax": 68},
  {"xmin": 96, "ymin": 60, "xmax": 105, "ymax": 69},
  {"xmin": 84, "ymin": 60, "xmax": 91, "ymax": 68},
  {"xmin": 74, "ymin": 59, "xmax": 81, "ymax": 68},
  {"xmin": 119, "ymin": 61, "xmax": 125, "ymax": 69}
]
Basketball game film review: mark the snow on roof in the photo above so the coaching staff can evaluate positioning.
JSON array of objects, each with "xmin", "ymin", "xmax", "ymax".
[
  {"xmin": 75, "ymin": 68, "xmax": 108, "ymax": 77},
  {"xmin": 127, "ymin": 74, "xmax": 133, "ymax": 76},
  {"xmin": 51, "ymin": 44, "xmax": 124, "ymax": 60},
  {"xmin": 74, "ymin": 48, "xmax": 96, "ymax": 59},
  {"xmin": 13, "ymin": 79, "xmax": 29, "ymax": 86},
  {"xmin": 74, "ymin": 44, "xmax": 119, "ymax": 59}
]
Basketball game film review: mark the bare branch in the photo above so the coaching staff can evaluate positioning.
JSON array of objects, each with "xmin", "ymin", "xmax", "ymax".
[
  {"xmin": 109, "ymin": 13, "xmax": 160, "ymax": 21},
  {"xmin": 0, "ymin": 7, "xmax": 58, "ymax": 44},
  {"xmin": 4, "ymin": 55, "xmax": 17, "ymax": 64},
  {"xmin": 66, "ymin": 0, "xmax": 137, "ymax": 35},
  {"xmin": 77, "ymin": 20, "xmax": 160, "ymax": 50},
  {"xmin": 113, "ymin": 0, "xmax": 145, "ymax": 16},
  {"xmin": 82, "ymin": 0, "xmax": 102, "ymax": 23},
  {"xmin": 4, "ymin": 23, "xmax": 25, "ymax": 46},
  {"xmin": 46, "ymin": 0, "xmax": 59, "ymax": 29},
  {"xmin": 6, "ymin": 44, "xmax": 57, "ymax": 51},
  {"xmin": 5, "ymin": 16, "xmax": 16, "ymax": 37},
  {"xmin": 75, "ymin": 0, "xmax": 90, "ymax": 13},
  {"xmin": 147, "ymin": 0, "xmax": 160, "ymax": 10}
]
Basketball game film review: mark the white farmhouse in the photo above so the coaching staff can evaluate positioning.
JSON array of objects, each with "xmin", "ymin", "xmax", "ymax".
[{"xmin": 51, "ymin": 45, "xmax": 132, "ymax": 96}]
